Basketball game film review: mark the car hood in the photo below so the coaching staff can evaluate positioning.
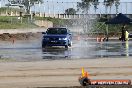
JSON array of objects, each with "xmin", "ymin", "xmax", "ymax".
[{"xmin": 43, "ymin": 34, "xmax": 67, "ymax": 38}]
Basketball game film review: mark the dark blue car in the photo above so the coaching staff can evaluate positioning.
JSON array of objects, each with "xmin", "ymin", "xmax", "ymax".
[{"xmin": 42, "ymin": 27, "xmax": 72, "ymax": 49}]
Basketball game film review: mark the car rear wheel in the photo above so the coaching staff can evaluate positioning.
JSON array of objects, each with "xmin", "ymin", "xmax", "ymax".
[{"xmin": 68, "ymin": 41, "xmax": 72, "ymax": 47}]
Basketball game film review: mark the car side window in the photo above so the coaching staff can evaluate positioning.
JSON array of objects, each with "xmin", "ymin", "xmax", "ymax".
[{"xmin": 61, "ymin": 29, "xmax": 67, "ymax": 34}]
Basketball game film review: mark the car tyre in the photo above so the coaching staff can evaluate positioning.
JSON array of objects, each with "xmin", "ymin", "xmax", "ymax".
[
  {"xmin": 65, "ymin": 45, "xmax": 68, "ymax": 49},
  {"xmin": 42, "ymin": 43, "xmax": 46, "ymax": 48},
  {"xmin": 68, "ymin": 41, "xmax": 72, "ymax": 47}
]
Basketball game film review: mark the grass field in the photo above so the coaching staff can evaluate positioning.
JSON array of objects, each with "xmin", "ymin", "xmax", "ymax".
[{"xmin": 0, "ymin": 16, "xmax": 38, "ymax": 29}]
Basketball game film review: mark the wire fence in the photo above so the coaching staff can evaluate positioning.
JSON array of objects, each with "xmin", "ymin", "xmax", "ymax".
[
  {"xmin": 1, "ymin": 0, "xmax": 132, "ymax": 14},
  {"xmin": 31, "ymin": 1, "xmax": 132, "ymax": 15}
]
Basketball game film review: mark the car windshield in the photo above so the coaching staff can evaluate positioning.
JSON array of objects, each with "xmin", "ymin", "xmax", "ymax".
[{"xmin": 46, "ymin": 28, "xmax": 68, "ymax": 34}]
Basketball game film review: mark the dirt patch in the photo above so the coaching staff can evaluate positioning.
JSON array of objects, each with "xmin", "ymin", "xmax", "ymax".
[
  {"xmin": 0, "ymin": 58, "xmax": 131, "ymax": 88},
  {"xmin": 0, "ymin": 33, "xmax": 42, "ymax": 41}
]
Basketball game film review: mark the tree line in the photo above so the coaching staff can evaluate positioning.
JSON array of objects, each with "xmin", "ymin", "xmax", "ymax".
[{"xmin": 65, "ymin": 0, "xmax": 120, "ymax": 14}]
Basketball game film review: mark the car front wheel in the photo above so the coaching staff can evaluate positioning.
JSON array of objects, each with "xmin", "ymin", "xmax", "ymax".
[
  {"xmin": 65, "ymin": 45, "xmax": 68, "ymax": 49},
  {"xmin": 42, "ymin": 43, "xmax": 46, "ymax": 48}
]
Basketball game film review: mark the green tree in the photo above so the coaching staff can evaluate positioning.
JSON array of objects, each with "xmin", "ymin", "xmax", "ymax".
[
  {"xmin": 77, "ymin": 0, "xmax": 95, "ymax": 13},
  {"xmin": 92, "ymin": 0, "xmax": 99, "ymax": 13},
  {"xmin": 115, "ymin": 0, "xmax": 120, "ymax": 14},
  {"xmin": 104, "ymin": 0, "xmax": 114, "ymax": 14},
  {"xmin": 77, "ymin": 0, "xmax": 120, "ymax": 14},
  {"xmin": 104, "ymin": 0, "xmax": 120, "ymax": 14},
  {"xmin": 65, "ymin": 8, "xmax": 76, "ymax": 15}
]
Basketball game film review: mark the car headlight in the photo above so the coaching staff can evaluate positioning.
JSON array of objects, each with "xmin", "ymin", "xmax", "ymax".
[{"xmin": 59, "ymin": 38, "xmax": 67, "ymax": 40}]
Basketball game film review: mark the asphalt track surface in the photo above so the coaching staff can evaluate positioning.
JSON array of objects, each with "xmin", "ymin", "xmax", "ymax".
[{"xmin": 0, "ymin": 35, "xmax": 132, "ymax": 61}]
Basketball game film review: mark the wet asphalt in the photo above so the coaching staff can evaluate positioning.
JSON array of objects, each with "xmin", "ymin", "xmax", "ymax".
[{"xmin": 0, "ymin": 35, "xmax": 132, "ymax": 61}]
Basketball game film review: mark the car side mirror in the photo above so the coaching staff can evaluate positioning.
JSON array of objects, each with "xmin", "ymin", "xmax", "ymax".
[{"xmin": 42, "ymin": 32, "xmax": 46, "ymax": 34}]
